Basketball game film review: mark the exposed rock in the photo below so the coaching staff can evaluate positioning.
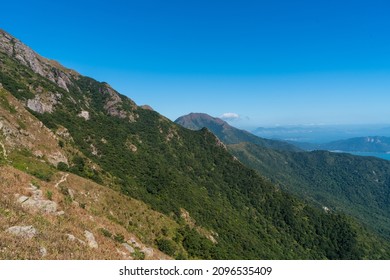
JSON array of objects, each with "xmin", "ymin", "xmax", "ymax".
[
  {"xmin": 215, "ymin": 137, "xmax": 227, "ymax": 150},
  {"xmin": 27, "ymin": 93, "xmax": 61, "ymax": 114},
  {"xmin": 47, "ymin": 151, "xmax": 68, "ymax": 166},
  {"xmin": 166, "ymin": 127, "xmax": 180, "ymax": 142},
  {"xmin": 84, "ymin": 230, "xmax": 98, "ymax": 249},
  {"xmin": 56, "ymin": 127, "xmax": 73, "ymax": 141},
  {"xmin": 39, "ymin": 247, "xmax": 47, "ymax": 257},
  {"xmin": 18, "ymin": 194, "xmax": 58, "ymax": 213},
  {"xmin": 180, "ymin": 208, "xmax": 196, "ymax": 228},
  {"xmin": 0, "ymin": 29, "xmax": 77, "ymax": 91},
  {"xmin": 78, "ymin": 110, "xmax": 90, "ymax": 120},
  {"xmin": 102, "ymin": 85, "xmax": 126, "ymax": 118},
  {"xmin": 141, "ymin": 247, "xmax": 154, "ymax": 258},
  {"xmin": 90, "ymin": 144, "xmax": 99, "ymax": 156},
  {"xmin": 15, "ymin": 183, "xmax": 63, "ymax": 215},
  {"xmin": 128, "ymin": 112, "xmax": 138, "ymax": 123},
  {"xmin": 6, "ymin": 225, "xmax": 37, "ymax": 239},
  {"xmin": 122, "ymin": 243, "xmax": 135, "ymax": 253},
  {"xmin": 126, "ymin": 142, "xmax": 137, "ymax": 153},
  {"xmin": 18, "ymin": 184, "xmax": 54, "ymax": 212},
  {"xmin": 101, "ymin": 84, "xmax": 138, "ymax": 122},
  {"xmin": 33, "ymin": 150, "xmax": 44, "ymax": 158}
]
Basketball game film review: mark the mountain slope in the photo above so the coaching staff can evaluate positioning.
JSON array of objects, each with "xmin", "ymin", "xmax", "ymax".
[
  {"xmin": 175, "ymin": 113, "xmax": 300, "ymax": 151},
  {"xmin": 0, "ymin": 165, "xmax": 174, "ymax": 260},
  {"xmin": 1, "ymin": 29, "xmax": 390, "ymax": 259},
  {"xmin": 175, "ymin": 113, "xmax": 390, "ymax": 239}
]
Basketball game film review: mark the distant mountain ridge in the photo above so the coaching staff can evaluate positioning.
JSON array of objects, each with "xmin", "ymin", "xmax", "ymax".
[
  {"xmin": 175, "ymin": 113, "xmax": 300, "ymax": 152},
  {"xmin": 292, "ymin": 136, "xmax": 390, "ymax": 153},
  {"xmin": 253, "ymin": 125, "xmax": 390, "ymax": 143}
]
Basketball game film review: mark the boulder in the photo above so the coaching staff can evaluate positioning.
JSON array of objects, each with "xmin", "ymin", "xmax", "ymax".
[
  {"xmin": 84, "ymin": 230, "xmax": 98, "ymax": 249},
  {"xmin": 6, "ymin": 225, "xmax": 37, "ymax": 239}
]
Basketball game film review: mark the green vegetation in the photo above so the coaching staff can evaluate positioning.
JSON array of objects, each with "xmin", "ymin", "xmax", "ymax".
[
  {"xmin": 2, "ymin": 49, "xmax": 390, "ymax": 259},
  {"xmin": 176, "ymin": 113, "xmax": 390, "ymax": 241},
  {"xmin": 0, "ymin": 88, "xmax": 16, "ymax": 113},
  {"xmin": 156, "ymin": 238, "xmax": 178, "ymax": 257},
  {"xmin": 46, "ymin": 190, "xmax": 53, "ymax": 200},
  {"xmin": 229, "ymin": 143, "xmax": 390, "ymax": 239},
  {"xmin": 9, "ymin": 149, "xmax": 54, "ymax": 181}
]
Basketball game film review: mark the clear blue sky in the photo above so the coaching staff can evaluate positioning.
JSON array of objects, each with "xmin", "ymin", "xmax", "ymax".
[{"xmin": 2, "ymin": 0, "xmax": 390, "ymax": 128}]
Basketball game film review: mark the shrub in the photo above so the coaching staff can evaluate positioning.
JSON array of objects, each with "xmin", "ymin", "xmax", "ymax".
[{"xmin": 156, "ymin": 238, "xmax": 177, "ymax": 256}]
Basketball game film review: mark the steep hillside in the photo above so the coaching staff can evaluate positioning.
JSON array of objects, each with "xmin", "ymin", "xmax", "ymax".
[
  {"xmin": 1, "ymin": 29, "xmax": 390, "ymax": 259},
  {"xmin": 0, "ymin": 166, "xmax": 176, "ymax": 260},
  {"xmin": 175, "ymin": 113, "xmax": 390, "ymax": 239}
]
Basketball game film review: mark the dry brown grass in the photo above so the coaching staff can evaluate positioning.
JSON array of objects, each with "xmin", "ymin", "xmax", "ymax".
[
  {"xmin": 0, "ymin": 166, "xmax": 175, "ymax": 260},
  {"xmin": 0, "ymin": 88, "xmax": 66, "ymax": 165}
]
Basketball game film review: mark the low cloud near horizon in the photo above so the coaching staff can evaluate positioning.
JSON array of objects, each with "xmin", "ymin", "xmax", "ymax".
[{"xmin": 220, "ymin": 112, "xmax": 240, "ymax": 121}]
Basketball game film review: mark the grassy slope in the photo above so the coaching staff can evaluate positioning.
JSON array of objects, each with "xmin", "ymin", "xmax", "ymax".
[{"xmin": 0, "ymin": 166, "xmax": 174, "ymax": 260}]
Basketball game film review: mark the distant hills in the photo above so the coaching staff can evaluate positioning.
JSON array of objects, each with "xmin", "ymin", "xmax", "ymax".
[
  {"xmin": 176, "ymin": 113, "xmax": 390, "ymax": 240},
  {"xmin": 291, "ymin": 136, "xmax": 390, "ymax": 153},
  {"xmin": 253, "ymin": 125, "xmax": 390, "ymax": 143}
]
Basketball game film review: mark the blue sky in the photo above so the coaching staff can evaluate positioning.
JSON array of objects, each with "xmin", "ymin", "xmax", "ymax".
[{"xmin": 2, "ymin": 0, "xmax": 390, "ymax": 128}]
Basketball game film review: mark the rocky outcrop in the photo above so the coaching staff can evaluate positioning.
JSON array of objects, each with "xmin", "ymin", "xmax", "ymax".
[
  {"xmin": 55, "ymin": 126, "xmax": 73, "ymax": 141},
  {"xmin": 6, "ymin": 225, "xmax": 37, "ymax": 239},
  {"xmin": 78, "ymin": 110, "xmax": 90, "ymax": 120},
  {"xmin": 27, "ymin": 93, "xmax": 61, "ymax": 114},
  {"xmin": 0, "ymin": 29, "xmax": 78, "ymax": 92},
  {"xmin": 101, "ymin": 84, "xmax": 138, "ymax": 122},
  {"xmin": 102, "ymin": 85, "xmax": 126, "ymax": 118},
  {"xmin": 16, "ymin": 183, "xmax": 60, "ymax": 214}
]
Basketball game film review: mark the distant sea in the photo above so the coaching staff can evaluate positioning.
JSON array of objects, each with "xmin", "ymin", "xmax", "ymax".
[{"xmin": 348, "ymin": 152, "xmax": 390, "ymax": 161}]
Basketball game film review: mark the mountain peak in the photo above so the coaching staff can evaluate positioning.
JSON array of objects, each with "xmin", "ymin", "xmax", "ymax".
[
  {"xmin": 0, "ymin": 29, "xmax": 78, "ymax": 92},
  {"xmin": 175, "ymin": 113, "xmax": 300, "ymax": 151},
  {"xmin": 175, "ymin": 113, "xmax": 227, "ymax": 130}
]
